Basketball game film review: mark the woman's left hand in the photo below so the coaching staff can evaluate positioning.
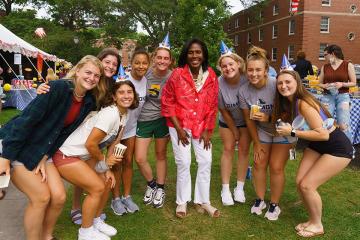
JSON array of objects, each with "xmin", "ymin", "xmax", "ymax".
[
  {"xmin": 252, "ymin": 112, "xmax": 269, "ymax": 122},
  {"xmin": 34, "ymin": 155, "xmax": 48, "ymax": 183},
  {"xmin": 334, "ymin": 82, "xmax": 343, "ymax": 89},
  {"xmin": 276, "ymin": 123, "xmax": 292, "ymax": 136},
  {"xmin": 105, "ymin": 170, "xmax": 116, "ymax": 188},
  {"xmin": 200, "ymin": 130, "xmax": 211, "ymax": 150}
]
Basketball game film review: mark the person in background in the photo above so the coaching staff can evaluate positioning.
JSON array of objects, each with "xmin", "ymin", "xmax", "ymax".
[
  {"xmin": 274, "ymin": 70, "xmax": 352, "ymax": 238},
  {"xmin": 217, "ymin": 41, "xmax": 251, "ymax": 206},
  {"xmin": 0, "ymin": 55, "xmax": 105, "ymax": 240},
  {"xmin": 294, "ymin": 50, "xmax": 314, "ymax": 80},
  {"xmin": 135, "ymin": 35, "xmax": 173, "ymax": 209},
  {"xmin": 239, "ymin": 46, "xmax": 296, "ymax": 221},
  {"xmin": 318, "ymin": 44, "xmax": 356, "ymax": 141},
  {"xmin": 111, "ymin": 48, "xmax": 150, "ymax": 215},
  {"xmin": 161, "ymin": 38, "xmax": 219, "ymax": 218}
]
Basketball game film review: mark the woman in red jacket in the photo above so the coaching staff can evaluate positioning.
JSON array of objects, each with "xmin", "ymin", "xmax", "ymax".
[{"xmin": 161, "ymin": 38, "xmax": 219, "ymax": 218}]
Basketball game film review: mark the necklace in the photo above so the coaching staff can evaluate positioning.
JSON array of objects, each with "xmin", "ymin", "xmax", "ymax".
[{"xmin": 73, "ymin": 91, "xmax": 85, "ymax": 98}]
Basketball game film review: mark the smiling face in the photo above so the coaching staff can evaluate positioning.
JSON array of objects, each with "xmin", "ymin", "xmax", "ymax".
[
  {"xmin": 131, "ymin": 53, "xmax": 150, "ymax": 80},
  {"xmin": 246, "ymin": 59, "xmax": 267, "ymax": 87},
  {"xmin": 75, "ymin": 62, "xmax": 101, "ymax": 91},
  {"xmin": 220, "ymin": 56, "xmax": 241, "ymax": 81},
  {"xmin": 101, "ymin": 55, "xmax": 118, "ymax": 78},
  {"xmin": 277, "ymin": 73, "xmax": 298, "ymax": 99},
  {"xmin": 187, "ymin": 43, "xmax": 203, "ymax": 71},
  {"xmin": 153, "ymin": 49, "xmax": 171, "ymax": 72},
  {"xmin": 113, "ymin": 83, "xmax": 135, "ymax": 112}
]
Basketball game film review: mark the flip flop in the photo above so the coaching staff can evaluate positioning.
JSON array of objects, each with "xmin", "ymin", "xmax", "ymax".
[
  {"xmin": 295, "ymin": 223, "xmax": 309, "ymax": 232},
  {"xmin": 175, "ymin": 203, "xmax": 187, "ymax": 218},
  {"xmin": 197, "ymin": 203, "xmax": 220, "ymax": 218},
  {"xmin": 297, "ymin": 229, "xmax": 324, "ymax": 238},
  {"xmin": 0, "ymin": 190, "xmax": 6, "ymax": 200}
]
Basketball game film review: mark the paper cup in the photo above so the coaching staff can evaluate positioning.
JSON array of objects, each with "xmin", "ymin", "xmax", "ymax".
[
  {"xmin": 250, "ymin": 105, "xmax": 261, "ymax": 119},
  {"xmin": 292, "ymin": 115, "xmax": 310, "ymax": 131},
  {"xmin": 114, "ymin": 143, "xmax": 127, "ymax": 158},
  {"xmin": 0, "ymin": 175, "xmax": 10, "ymax": 188}
]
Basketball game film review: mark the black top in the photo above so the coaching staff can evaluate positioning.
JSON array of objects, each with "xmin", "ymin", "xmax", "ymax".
[{"xmin": 294, "ymin": 59, "xmax": 314, "ymax": 79}]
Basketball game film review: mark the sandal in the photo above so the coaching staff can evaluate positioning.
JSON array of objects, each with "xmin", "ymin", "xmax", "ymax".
[
  {"xmin": 70, "ymin": 209, "xmax": 82, "ymax": 225},
  {"xmin": 196, "ymin": 203, "xmax": 220, "ymax": 218},
  {"xmin": 0, "ymin": 190, "xmax": 6, "ymax": 200},
  {"xmin": 175, "ymin": 203, "xmax": 187, "ymax": 218},
  {"xmin": 295, "ymin": 223, "xmax": 309, "ymax": 232},
  {"xmin": 297, "ymin": 229, "xmax": 324, "ymax": 238}
]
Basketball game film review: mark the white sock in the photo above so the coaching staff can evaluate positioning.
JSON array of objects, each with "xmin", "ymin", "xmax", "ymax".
[
  {"xmin": 93, "ymin": 217, "xmax": 102, "ymax": 225},
  {"xmin": 236, "ymin": 181, "xmax": 245, "ymax": 190},
  {"xmin": 222, "ymin": 184, "xmax": 230, "ymax": 192},
  {"xmin": 79, "ymin": 225, "xmax": 94, "ymax": 234},
  {"xmin": 113, "ymin": 197, "xmax": 121, "ymax": 201}
]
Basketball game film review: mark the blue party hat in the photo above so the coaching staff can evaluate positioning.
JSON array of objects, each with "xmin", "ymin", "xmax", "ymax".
[
  {"xmin": 159, "ymin": 33, "xmax": 170, "ymax": 49},
  {"xmin": 280, "ymin": 54, "xmax": 296, "ymax": 71},
  {"xmin": 113, "ymin": 64, "xmax": 128, "ymax": 82},
  {"xmin": 220, "ymin": 41, "xmax": 232, "ymax": 55}
]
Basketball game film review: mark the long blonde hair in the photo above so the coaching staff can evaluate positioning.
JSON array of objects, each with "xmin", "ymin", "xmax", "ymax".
[{"xmin": 66, "ymin": 55, "xmax": 106, "ymax": 108}]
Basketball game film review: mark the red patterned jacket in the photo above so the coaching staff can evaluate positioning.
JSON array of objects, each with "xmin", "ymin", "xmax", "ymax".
[{"xmin": 161, "ymin": 65, "xmax": 218, "ymax": 139}]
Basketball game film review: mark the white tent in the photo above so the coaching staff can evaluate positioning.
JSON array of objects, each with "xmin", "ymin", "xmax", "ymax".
[{"xmin": 0, "ymin": 24, "xmax": 57, "ymax": 62}]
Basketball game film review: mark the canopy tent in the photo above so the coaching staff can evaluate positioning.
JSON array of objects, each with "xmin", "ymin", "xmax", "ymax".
[{"xmin": 0, "ymin": 24, "xmax": 57, "ymax": 62}]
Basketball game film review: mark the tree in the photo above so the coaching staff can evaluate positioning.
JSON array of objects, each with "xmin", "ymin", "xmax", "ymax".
[{"xmin": 0, "ymin": 0, "xmax": 27, "ymax": 15}]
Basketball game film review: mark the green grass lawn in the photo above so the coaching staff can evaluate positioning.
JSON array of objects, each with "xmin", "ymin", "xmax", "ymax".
[{"xmin": 1, "ymin": 108, "xmax": 359, "ymax": 239}]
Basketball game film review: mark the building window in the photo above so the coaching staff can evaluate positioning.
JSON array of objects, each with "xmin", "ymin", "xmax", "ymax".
[
  {"xmin": 247, "ymin": 16, "xmax": 251, "ymax": 24},
  {"xmin": 247, "ymin": 32, "xmax": 252, "ymax": 44},
  {"xmin": 272, "ymin": 25, "xmax": 278, "ymax": 39},
  {"xmin": 288, "ymin": 45, "xmax": 295, "ymax": 60},
  {"xmin": 272, "ymin": 48, "xmax": 277, "ymax": 61},
  {"xmin": 320, "ymin": 16, "xmax": 330, "ymax": 33},
  {"xmin": 273, "ymin": 4, "xmax": 279, "ymax": 15},
  {"xmin": 235, "ymin": 18, "xmax": 239, "ymax": 28},
  {"xmin": 259, "ymin": 28, "xmax": 264, "ymax": 42},
  {"xmin": 319, "ymin": 43, "xmax": 328, "ymax": 59},
  {"xmin": 234, "ymin": 35, "xmax": 239, "ymax": 46},
  {"xmin": 322, "ymin": 0, "xmax": 331, "ymax": 6},
  {"xmin": 289, "ymin": 20, "xmax": 295, "ymax": 35}
]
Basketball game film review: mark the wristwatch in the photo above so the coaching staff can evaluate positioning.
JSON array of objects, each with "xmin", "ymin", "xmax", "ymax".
[{"xmin": 290, "ymin": 128, "xmax": 297, "ymax": 137}]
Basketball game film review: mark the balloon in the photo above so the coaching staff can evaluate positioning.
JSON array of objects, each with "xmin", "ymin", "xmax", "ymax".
[
  {"xmin": 32, "ymin": 84, "xmax": 38, "ymax": 88},
  {"xmin": 3, "ymin": 83, "xmax": 11, "ymax": 92}
]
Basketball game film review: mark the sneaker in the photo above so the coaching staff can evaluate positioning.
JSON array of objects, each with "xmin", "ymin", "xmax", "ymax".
[
  {"xmin": 221, "ymin": 190, "xmax": 234, "ymax": 206},
  {"xmin": 153, "ymin": 188, "xmax": 166, "ymax": 208},
  {"xmin": 233, "ymin": 187, "xmax": 246, "ymax": 203},
  {"xmin": 78, "ymin": 226, "xmax": 110, "ymax": 240},
  {"xmin": 111, "ymin": 198, "xmax": 127, "ymax": 216},
  {"xmin": 94, "ymin": 219, "xmax": 117, "ymax": 237},
  {"xmin": 250, "ymin": 199, "xmax": 266, "ymax": 215},
  {"xmin": 264, "ymin": 203, "xmax": 281, "ymax": 221},
  {"xmin": 121, "ymin": 196, "xmax": 139, "ymax": 213},
  {"xmin": 100, "ymin": 212, "xmax": 106, "ymax": 221},
  {"xmin": 143, "ymin": 186, "xmax": 157, "ymax": 205}
]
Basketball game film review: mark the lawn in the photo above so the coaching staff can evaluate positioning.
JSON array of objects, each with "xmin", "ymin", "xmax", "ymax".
[{"xmin": 1, "ymin": 108, "xmax": 359, "ymax": 239}]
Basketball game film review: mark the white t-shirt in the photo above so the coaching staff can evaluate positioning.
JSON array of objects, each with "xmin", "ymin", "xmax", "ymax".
[
  {"xmin": 122, "ymin": 74, "xmax": 147, "ymax": 139},
  {"xmin": 60, "ymin": 105, "xmax": 127, "ymax": 158}
]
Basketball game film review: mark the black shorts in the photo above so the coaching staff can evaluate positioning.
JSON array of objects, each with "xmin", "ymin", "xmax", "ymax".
[
  {"xmin": 219, "ymin": 120, "xmax": 246, "ymax": 128},
  {"xmin": 308, "ymin": 128, "xmax": 353, "ymax": 159}
]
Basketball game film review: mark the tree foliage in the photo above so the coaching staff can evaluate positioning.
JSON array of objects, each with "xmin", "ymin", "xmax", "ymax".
[{"xmin": 0, "ymin": 0, "xmax": 27, "ymax": 15}]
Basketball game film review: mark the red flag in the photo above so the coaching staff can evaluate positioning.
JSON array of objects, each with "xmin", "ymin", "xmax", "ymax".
[
  {"xmin": 290, "ymin": 0, "xmax": 300, "ymax": 15},
  {"xmin": 37, "ymin": 54, "xmax": 44, "ymax": 81}
]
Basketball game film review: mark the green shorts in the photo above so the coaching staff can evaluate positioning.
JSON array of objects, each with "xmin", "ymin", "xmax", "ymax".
[{"xmin": 136, "ymin": 118, "xmax": 169, "ymax": 138}]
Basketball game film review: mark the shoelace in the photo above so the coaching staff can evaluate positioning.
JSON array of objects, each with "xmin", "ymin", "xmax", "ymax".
[
  {"xmin": 154, "ymin": 189, "xmax": 164, "ymax": 200},
  {"xmin": 254, "ymin": 199, "xmax": 262, "ymax": 207},
  {"xmin": 268, "ymin": 203, "xmax": 277, "ymax": 213}
]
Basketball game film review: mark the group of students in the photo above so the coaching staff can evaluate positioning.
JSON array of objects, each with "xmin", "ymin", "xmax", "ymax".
[{"xmin": 0, "ymin": 36, "xmax": 354, "ymax": 239}]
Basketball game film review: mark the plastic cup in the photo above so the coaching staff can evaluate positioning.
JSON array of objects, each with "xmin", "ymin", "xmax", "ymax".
[
  {"xmin": 114, "ymin": 143, "xmax": 127, "ymax": 158},
  {"xmin": 250, "ymin": 105, "xmax": 261, "ymax": 119}
]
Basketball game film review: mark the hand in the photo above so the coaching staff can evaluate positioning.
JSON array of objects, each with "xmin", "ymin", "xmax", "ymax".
[
  {"xmin": 253, "ymin": 143, "xmax": 266, "ymax": 164},
  {"xmin": 176, "ymin": 128, "xmax": 190, "ymax": 146},
  {"xmin": 276, "ymin": 123, "xmax": 292, "ymax": 136},
  {"xmin": 231, "ymin": 129, "xmax": 240, "ymax": 142},
  {"xmin": 106, "ymin": 155, "xmax": 122, "ymax": 167},
  {"xmin": 251, "ymin": 112, "xmax": 269, "ymax": 122},
  {"xmin": 35, "ymin": 155, "xmax": 48, "ymax": 182},
  {"xmin": 36, "ymin": 83, "xmax": 50, "ymax": 95},
  {"xmin": 104, "ymin": 170, "xmax": 116, "ymax": 188},
  {"xmin": 0, "ymin": 157, "xmax": 11, "ymax": 176},
  {"xmin": 199, "ymin": 129, "xmax": 211, "ymax": 150},
  {"xmin": 334, "ymin": 82, "xmax": 343, "ymax": 89}
]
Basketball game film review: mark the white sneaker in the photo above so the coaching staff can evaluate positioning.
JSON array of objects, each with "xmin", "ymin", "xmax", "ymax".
[
  {"xmin": 143, "ymin": 186, "xmax": 156, "ymax": 205},
  {"xmin": 264, "ymin": 204, "xmax": 281, "ymax": 221},
  {"xmin": 78, "ymin": 226, "xmax": 110, "ymax": 240},
  {"xmin": 153, "ymin": 188, "xmax": 166, "ymax": 208},
  {"xmin": 221, "ymin": 190, "xmax": 234, "ymax": 206},
  {"xmin": 233, "ymin": 187, "xmax": 246, "ymax": 203},
  {"xmin": 94, "ymin": 219, "xmax": 117, "ymax": 237},
  {"xmin": 250, "ymin": 199, "xmax": 266, "ymax": 215}
]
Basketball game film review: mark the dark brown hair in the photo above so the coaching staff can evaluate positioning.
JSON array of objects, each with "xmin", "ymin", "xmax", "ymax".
[
  {"xmin": 296, "ymin": 50, "xmax": 306, "ymax": 60},
  {"xmin": 102, "ymin": 80, "xmax": 139, "ymax": 109},
  {"xmin": 97, "ymin": 48, "xmax": 121, "ymax": 70},
  {"xmin": 131, "ymin": 47, "xmax": 150, "ymax": 64}
]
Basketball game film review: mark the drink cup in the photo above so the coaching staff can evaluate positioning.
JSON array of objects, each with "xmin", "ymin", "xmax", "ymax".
[
  {"xmin": 250, "ymin": 105, "xmax": 261, "ymax": 119},
  {"xmin": 0, "ymin": 175, "xmax": 10, "ymax": 188},
  {"xmin": 114, "ymin": 143, "xmax": 127, "ymax": 158}
]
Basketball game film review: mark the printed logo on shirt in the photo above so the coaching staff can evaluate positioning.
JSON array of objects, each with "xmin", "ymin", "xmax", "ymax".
[
  {"xmin": 148, "ymin": 84, "xmax": 161, "ymax": 98},
  {"xmin": 225, "ymin": 101, "xmax": 240, "ymax": 108}
]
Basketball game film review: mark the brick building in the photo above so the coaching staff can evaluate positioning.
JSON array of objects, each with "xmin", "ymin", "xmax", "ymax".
[{"xmin": 224, "ymin": 0, "xmax": 360, "ymax": 70}]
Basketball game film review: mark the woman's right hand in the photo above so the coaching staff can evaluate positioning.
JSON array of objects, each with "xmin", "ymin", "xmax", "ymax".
[
  {"xmin": 231, "ymin": 128, "xmax": 240, "ymax": 142},
  {"xmin": 36, "ymin": 83, "xmax": 50, "ymax": 95},
  {"xmin": 0, "ymin": 157, "xmax": 11, "ymax": 176},
  {"xmin": 105, "ymin": 155, "xmax": 122, "ymax": 167},
  {"xmin": 253, "ymin": 143, "xmax": 265, "ymax": 164},
  {"xmin": 176, "ymin": 128, "xmax": 190, "ymax": 146}
]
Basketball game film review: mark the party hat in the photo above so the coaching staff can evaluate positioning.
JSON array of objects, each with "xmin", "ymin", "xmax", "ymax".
[
  {"xmin": 159, "ymin": 33, "xmax": 171, "ymax": 49},
  {"xmin": 220, "ymin": 41, "xmax": 232, "ymax": 55},
  {"xmin": 280, "ymin": 54, "xmax": 296, "ymax": 71},
  {"xmin": 113, "ymin": 64, "xmax": 128, "ymax": 82}
]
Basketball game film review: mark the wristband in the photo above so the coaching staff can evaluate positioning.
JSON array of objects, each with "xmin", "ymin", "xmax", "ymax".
[
  {"xmin": 290, "ymin": 128, "xmax": 296, "ymax": 137},
  {"xmin": 95, "ymin": 160, "xmax": 109, "ymax": 173}
]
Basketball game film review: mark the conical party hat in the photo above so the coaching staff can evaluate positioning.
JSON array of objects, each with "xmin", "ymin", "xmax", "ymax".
[
  {"xmin": 220, "ymin": 40, "xmax": 232, "ymax": 55},
  {"xmin": 159, "ymin": 33, "xmax": 171, "ymax": 49}
]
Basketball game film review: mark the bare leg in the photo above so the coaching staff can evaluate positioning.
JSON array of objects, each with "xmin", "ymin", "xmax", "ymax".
[
  {"xmin": 72, "ymin": 186, "xmax": 83, "ymax": 210},
  {"xmin": 155, "ymin": 137, "xmax": 169, "ymax": 185},
  {"xmin": 111, "ymin": 163, "xmax": 122, "ymax": 199},
  {"xmin": 252, "ymin": 143, "xmax": 271, "ymax": 199},
  {"xmin": 134, "ymin": 137, "xmax": 153, "ymax": 182},
  {"xmin": 236, "ymin": 128, "xmax": 251, "ymax": 182},
  {"xmin": 219, "ymin": 127, "xmax": 235, "ymax": 185},
  {"xmin": 122, "ymin": 137, "xmax": 135, "ymax": 197}
]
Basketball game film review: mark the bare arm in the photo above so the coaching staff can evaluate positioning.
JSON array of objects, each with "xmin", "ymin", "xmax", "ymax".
[{"xmin": 219, "ymin": 108, "xmax": 239, "ymax": 141}]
